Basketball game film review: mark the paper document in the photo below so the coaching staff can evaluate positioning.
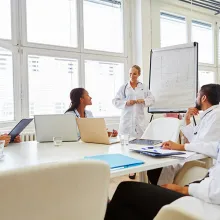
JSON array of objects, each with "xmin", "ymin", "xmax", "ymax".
[{"xmin": 129, "ymin": 146, "xmax": 196, "ymax": 159}]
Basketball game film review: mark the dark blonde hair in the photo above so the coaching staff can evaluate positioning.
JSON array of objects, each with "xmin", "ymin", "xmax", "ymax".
[{"xmin": 132, "ymin": 65, "xmax": 141, "ymax": 75}]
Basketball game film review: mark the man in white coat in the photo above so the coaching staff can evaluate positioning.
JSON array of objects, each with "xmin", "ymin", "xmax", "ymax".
[
  {"xmin": 148, "ymin": 83, "xmax": 220, "ymax": 185},
  {"xmin": 112, "ymin": 65, "xmax": 155, "ymax": 138},
  {"xmin": 105, "ymin": 141, "xmax": 220, "ymax": 220}
]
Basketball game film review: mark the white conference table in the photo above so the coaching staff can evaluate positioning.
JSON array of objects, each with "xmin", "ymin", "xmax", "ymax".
[{"xmin": 0, "ymin": 141, "xmax": 207, "ymax": 181}]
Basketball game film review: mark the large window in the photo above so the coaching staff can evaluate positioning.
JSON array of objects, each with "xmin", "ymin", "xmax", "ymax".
[
  {"xmin": 192, "ymin": 20, "xmax": 213, "ymax": 64},
  {"xmin": 85, "ymin": 60, "xmax": 124, "ymax": 116},
  {"xmin": 160, "ymin": 12, "xmax": 187, "ymax": 47},
  {"xmin": 83, "ymin": 0, "xmax": 123, "ymax": 53},
  {"xmin": 0, "ymin": 0, "xmax": 127, "ymax": 124},
  {"xmin": 0, "ymin": 48, "xmax": 14, "ymax": 121},
  {"xmin": 28, "ymin": 55, "xmax": 78, "ymax": 116},
  {"xmin": 198, "ymin": 71, "xmax": 215, "ymax": 88},
  {"xmin": 0, "ymin": 1, "xmax": 11, "ymax": 40},
  {"xmin": 26, "ymin": 0, "xmax": 78, "ymax": 47}
]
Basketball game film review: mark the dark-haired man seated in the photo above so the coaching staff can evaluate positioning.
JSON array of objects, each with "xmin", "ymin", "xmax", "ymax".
[{"xmin": 105, "ymin": 141, "xmax": 220, "ymax": 220}]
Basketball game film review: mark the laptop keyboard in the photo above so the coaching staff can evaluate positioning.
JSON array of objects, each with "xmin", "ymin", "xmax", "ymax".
[
  {"xmin": 129, "ymin": 139, "xmax": 162, "ymax": 146},
  {"xmin": 109, "ymin": 138, "xmax": 119, "ymax": 144}
]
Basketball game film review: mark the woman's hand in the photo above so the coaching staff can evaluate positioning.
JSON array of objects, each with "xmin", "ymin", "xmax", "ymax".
[
  {"xmin": 0, "ymin": 134, "xmax": 11, "ymax": 147},
  {"xmin": 136, "ymin": 99, "xmax": 145, "ymax": 104},
  {"xmin": 126, "ymin": 100, "xmax": 136, "ymax": 106},
  {"xmin": 108, "ymin": 130, "xmax": 118, "ymax": 137},
  {"xmin": 14, "ymin": 135, "xmax": 21, "ymax": 143}
]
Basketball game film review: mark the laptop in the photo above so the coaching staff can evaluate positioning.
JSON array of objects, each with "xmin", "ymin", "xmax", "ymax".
[
  {"xmin": 129, "ymin": 139, "xmax": 163, "ymax": 146},
  {"xmin": 34, "ymin": 114, "xmax": 78, "ymax": 142},
  {"xmin": 76, "ymin": 118, "xmax": 119, "ymax": 145}
]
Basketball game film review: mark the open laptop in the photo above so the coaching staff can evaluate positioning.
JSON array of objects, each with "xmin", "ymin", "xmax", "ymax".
[
  {"xmin": 34, "ymin": 114, "xmax": 78, "ymax": 142},
  {"xmin": 76, "ymin": 118, "xmax": 119, "ymax": 145}
]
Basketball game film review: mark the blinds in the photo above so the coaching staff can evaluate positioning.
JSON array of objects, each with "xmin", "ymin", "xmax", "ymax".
[
  {"xmin": 192, "ymin": 20, "xmax": 213, "ymax": 64},
  {"xmin": 160, "ymin": 12, "xmax": 187, "ymax": 47}
]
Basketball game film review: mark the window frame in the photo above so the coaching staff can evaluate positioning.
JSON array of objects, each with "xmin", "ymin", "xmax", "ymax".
[
  {"xmin": 152, "ymin": 1, "xmax": 219, "ymax": 95},
  {"xmin": 21, "ymin": 47, "xmax": 81, "ymax": 118},
  {"xmin": 160, "ymin": 11, "xmax": 187, "ymax": 48},
  {"xmin": 0, "ymin": 0, "xmax": 130, "ymax": 127}
]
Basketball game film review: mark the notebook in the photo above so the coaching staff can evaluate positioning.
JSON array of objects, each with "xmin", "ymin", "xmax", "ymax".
[
  {"xmin": 130, "ymin": 148, "xmax": 187, "ymax": 158},
  {"xmin": 85, "ymin": 154, "xmax": 144, "ymax": 169}
]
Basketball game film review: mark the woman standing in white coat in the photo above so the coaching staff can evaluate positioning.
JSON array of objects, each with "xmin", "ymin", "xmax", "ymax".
[{"xmin": 112, "ymin": 65, "xmax": 155, "ymax": 138}]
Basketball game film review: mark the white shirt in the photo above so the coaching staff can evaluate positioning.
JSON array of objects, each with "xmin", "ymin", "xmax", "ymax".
[
  {"xmin": 188, "ymin": 142, "xmax": 220, "ymax": 206},
  {"xmin": 65, "ymin": 109, "xmax": 93, "ymax": 118},
  {"xmin": 112, "ymin": 82, "xmax": 155, "ymax": 138},
  {"xmin": 181, "ymin": 105, "xmax": 220, "ymax": 143},
  {"xmin": 65, "ymin": 109, "xmax": 93, "ymax": 137}
]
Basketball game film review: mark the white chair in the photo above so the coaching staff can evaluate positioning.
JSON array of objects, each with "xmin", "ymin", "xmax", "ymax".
[
  {"xmin": 173, "ymin": 161, "xmax": 208, "ymax": 186},
  {"xmin": 141, "ymin": 117, "xmax": 181, "ymax": 142},
  {"xmin": 0, "ymin": 160, "xmax": 110, "ymax": 220},
  {"xmin": 154, "ymin": 196, "xmax": 220, "ymax": 220}
]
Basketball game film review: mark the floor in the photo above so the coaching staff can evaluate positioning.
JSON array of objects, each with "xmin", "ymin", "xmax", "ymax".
[{"xmin": 109, "ymin": 174, "xmax": 139, "ymax": 199}]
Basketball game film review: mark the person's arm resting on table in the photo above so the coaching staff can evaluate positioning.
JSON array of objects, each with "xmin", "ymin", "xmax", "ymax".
[{"xmin": 162, "ymin": 140, "xmax": 219, "ymax": 159}]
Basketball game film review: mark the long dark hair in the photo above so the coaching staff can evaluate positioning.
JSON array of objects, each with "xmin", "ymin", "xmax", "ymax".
[{"xmin": 65, "ymin": 88, "xmax": 85, "ymax": 113}]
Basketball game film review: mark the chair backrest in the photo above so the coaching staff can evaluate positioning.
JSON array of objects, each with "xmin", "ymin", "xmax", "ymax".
[
  {"xmin": 174, "ymin": 161, "xmax": 208, "ymax": 186},
  {"xmin": 0, "ymin": 160, "xmax": 110, "ymax": 220},
  {"xmin": 154, "ymin": 204, "xmax": 201, "ymax": 220},
  {"xmin": 141, "ymin": 117, "xmax": 181, "ymax": 142}
]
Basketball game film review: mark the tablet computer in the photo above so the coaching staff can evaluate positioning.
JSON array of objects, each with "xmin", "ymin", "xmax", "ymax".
[{"xmin": 8, "ymin": 118, "xmax": 33, "ymax": 142}]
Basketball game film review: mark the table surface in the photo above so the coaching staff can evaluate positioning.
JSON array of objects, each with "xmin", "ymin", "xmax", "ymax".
[{"xmin": 0, "ymin": 141, "xmax": 207, "ymax": 178}]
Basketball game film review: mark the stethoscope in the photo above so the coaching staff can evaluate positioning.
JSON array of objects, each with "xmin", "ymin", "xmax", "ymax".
[
  {"xmin": 73, "ymin": 110, "xmax": 86, "ymax": 118},
  {"xmin": 193, "ymin": 109, "xmax": 213, "ymax": 135},
  {"xmin": 123, "ymin": 82, "xmax": 143, "ymax": 98}
]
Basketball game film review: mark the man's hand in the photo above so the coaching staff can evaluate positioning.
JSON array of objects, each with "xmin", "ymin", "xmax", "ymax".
[
  {"xmin": 126, "ymin": 100, "xmax": 136, "ymax": 106},
  {"xmin": 162, "ymin": 184, "xmax": 189, "ymax": 195},
  {"xmin": 0, "ymin": 134, "xmax": 11, "ymax": 146},
  {"xmin": 162, "ymin": 140, "xmax": 185, "ymax": 151},
  {"xmin": 185, "ymin": 107, "xmax": 199, "ymax": 124},
  {"xmin": 136, "ymin": 99, "xmax": 145, "ymax": 104}
]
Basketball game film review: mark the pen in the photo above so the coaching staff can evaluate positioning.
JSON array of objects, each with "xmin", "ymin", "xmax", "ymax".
[{"xmin": 141, "ymin": 147, "xmax": 154, "ymax": 150}]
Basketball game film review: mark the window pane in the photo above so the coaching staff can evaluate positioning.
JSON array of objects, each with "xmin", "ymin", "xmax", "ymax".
[
  {"xmin": 0, "ymin": 1, "xmax": 11, "ymax": 40},
  {"xmin": 84, "ymin": 0, "xmax": 123, "ymax": 53},
  {"xmin": 160, "ymin": 12, "xmax": 187, "ymax": 47},
  {"xmin": 198, "ymin": 71, "xmax": 215, "ymax": 88},
  {"xmin": 0, "ymin": 48, "xmax": 14, "ymax": 121},
  {"xmin": 218, "ymin": 28, "xmax": 220, "ymax": 65},
  {"xmin": 28, "ymin": 55, "xmax": 78, "ymax": 116},
  {"xmin": 85, "ymin": 60, "xmax": 124, "ymax": 116},
  {"xmin": 192, "ymin": 20, "xmax": 213, "ymax": 64},
  {"xmin": 26, "ymin": 0, "xmax": 77, "ymax": 47}
]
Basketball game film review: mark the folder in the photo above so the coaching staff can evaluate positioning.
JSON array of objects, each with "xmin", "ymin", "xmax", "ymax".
[{"xmin": 85, "ymin": 154, "xmax": 144, "ymax": 169}]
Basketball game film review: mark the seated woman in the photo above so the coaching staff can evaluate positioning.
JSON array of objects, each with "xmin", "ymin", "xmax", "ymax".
[
  {"xmin": 65, "ymin": 88, "xmax": 117, "ymax": 137},
  {"xmin": 0, "ymin": 134, "xmax": 21, "ymax": 147}
]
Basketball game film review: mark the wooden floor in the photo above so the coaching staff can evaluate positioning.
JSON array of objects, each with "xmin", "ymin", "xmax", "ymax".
[{"xmin": 109, "ymin": 174, "xmax": 139, "ymax": 199}]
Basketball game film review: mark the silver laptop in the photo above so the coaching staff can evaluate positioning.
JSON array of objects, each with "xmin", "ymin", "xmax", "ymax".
[{"xmin": 34, "ymin": 114, "xmax": 78, "ymax": 142}]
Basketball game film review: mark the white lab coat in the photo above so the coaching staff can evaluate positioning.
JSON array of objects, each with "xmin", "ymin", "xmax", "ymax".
[
  {"xmin": 188, "ymin": 142, "xmax": 220, "ymax": 206},
  {"xmin": 158, "ymin": 105, "xmax": 220, "ymax": 185},
  {"xmin": 181, "ymin": 105, "xmax": 220, "ymax": 143},
  {"xmin": 112, "ymin": 82, "xmax": 155, "ymax": 138}
]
